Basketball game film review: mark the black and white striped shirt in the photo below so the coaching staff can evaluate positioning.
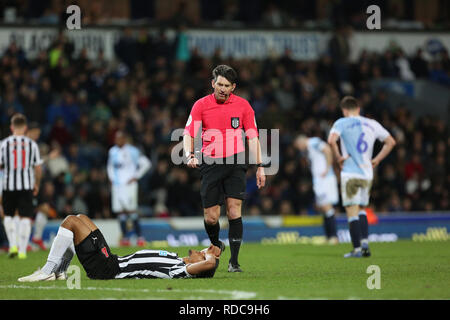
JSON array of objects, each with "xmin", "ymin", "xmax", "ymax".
[
  {"xmin": 115, "ymin": 250, "xmax": 192, "ymax": 279},
  {"xmin": 0, "ymin": 135, "xmax": 43, "ymax": 191}
]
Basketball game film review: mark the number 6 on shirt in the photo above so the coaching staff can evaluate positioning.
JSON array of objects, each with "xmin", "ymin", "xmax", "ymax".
[{"xmin": 357, "ymin": 133, "xmax": 368, "ymax": 153}]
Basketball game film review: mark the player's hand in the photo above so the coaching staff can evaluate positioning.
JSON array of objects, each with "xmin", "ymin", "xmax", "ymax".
[
  {"xmin": 127, "ymin": 178, "xmax": 138, "ymax": 184},
  {"xmin": 187, "ymin": 157, "xmax": 199, "ymax": 168},
  {"xmin": 337, "ymin": 155, "xmax": 349, "ymax": 169},
  {"xmin": 256, "ymin": 167, "xmax": 266, "ymax": 189},
  {"xmin": 371, "ymin": 158, "xmax": 380, "ymax": 168}
]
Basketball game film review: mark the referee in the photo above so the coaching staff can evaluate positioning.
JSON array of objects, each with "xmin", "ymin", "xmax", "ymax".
[
  {"xmin": 183, "ymin": 65, "xmax": 266, "ymax": 272},
  {"xmin": 0, "ymin": 113, "xmax": 43, "ymax": 259}
]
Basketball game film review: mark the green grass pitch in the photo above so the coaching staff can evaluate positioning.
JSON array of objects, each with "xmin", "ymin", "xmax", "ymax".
[{"xmin": 1, "ymin": 240, "xmax": 449, "ymax": 300}]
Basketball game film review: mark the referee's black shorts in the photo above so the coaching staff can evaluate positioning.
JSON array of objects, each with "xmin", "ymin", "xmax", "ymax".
[
  {"xmin": 198, "ymin": 153, "xmax": 248, "ymax": 209},
  {"xmin": 75, "ymin": 229, "xmax": 120, "ymax": 280},
  {"xmin": 2, "ymin": 190, "xmax": 34, "ymax": 217}
]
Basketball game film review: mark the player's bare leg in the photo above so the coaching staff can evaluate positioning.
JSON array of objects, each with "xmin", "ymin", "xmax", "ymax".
[
  {"xmin": 203, "ymin": 205, "xmax": 225, "ymax": 255},
  {"xmin": 226, "ymin": 198, "xmax": 243, "ymax": 272},
  {"xmin": 344, "ymin": 205, "xmax": 362, "ymax": 258},
  {"xmin": 18, "ymin": 215, "xmax": 93, "ymax": 282}
]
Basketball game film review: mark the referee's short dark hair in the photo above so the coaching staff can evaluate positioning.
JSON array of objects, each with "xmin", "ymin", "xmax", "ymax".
[
  {"xmin": 11, "ymin": 113, "xmax": 27, "ymax": 128},
  {"xmin": 212, "ymin": 65, "xmax": 237, "ymax": 84},
  {"xmin": 340, "ymin": 96, "xmax": 359, "ymax": 110}
]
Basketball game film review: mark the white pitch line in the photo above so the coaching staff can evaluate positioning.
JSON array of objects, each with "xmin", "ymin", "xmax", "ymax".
[{"xmin": 0, "ymin": 285, "xmax": 257, "ymax": 300}]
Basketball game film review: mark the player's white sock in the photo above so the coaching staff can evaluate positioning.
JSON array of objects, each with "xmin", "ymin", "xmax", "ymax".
[
  {"xmin": 42, "ymin": 227, "xmax": 74, "ymax": 275},
  {"xmin": 14, "ymin": 215, "xmax": 20, "ymax": 247},
  {"xmin": 325, "ymin": 208, "xmax": 335, "ymax": 217},
  {"xmin": 18, "ymin": 218, "xmax": 32, "ymax": 255},
  {"xmin": 33, "ymin": 211, "xmax": 48, "ymax": 240},
  {"xmin": 3, "ymin": 216, "xmax": 17, "ymax": 249}
]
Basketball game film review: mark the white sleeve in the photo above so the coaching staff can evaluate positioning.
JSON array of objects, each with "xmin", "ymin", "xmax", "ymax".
[
  {"xmin": 329, "ymin": 119, "xmax": 343, "ymax": 137},
  {"xmin": 374, "ymin": 120, "xmax": 390, "ymax": 141},
  {"xmin": 0, "ymin": 142, "xmax": 3, "ymax": 166},
  {"xmin": 169, "ymin": 264, "xmax": 192, "ymax": 279},
  {"xmin": 33, "ymin": 143, "xmax": 44, "ymax": 166},
  {"xmin": 106, "ymin": 150, "xmax": 114, "ymax": 182},
  {"xmin": 135, "ymin": 154, "xmax": 151, "ymax": 180}
]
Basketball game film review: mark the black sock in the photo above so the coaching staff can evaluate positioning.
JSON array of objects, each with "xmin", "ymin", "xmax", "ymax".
[
  {"xmin": 348, "ymin": 218, "xmax": 361, "ymax": 249},
  {"xmin": 204, "ymin": 220, "xmax": 220, "ymax": 247},
  {"xmin": 118, "ymin": 214, "xmax": 128, "ymax": 238},
  {"xmin": 324, "ymin": 215, "xmax": 337, "ymax": 238},
  {"xmin": 359, "ymin": 212, "xmax": 369, "ymax": 241},
  {"xmin": 131, "ymin": 213, "xmax": 141, "ymax": 237},
  {"xmin": 228, "ymin": 217, "xmax": 243, "ymax": 266}
]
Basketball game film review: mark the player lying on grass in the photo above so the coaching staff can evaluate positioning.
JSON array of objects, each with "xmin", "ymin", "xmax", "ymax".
[{"xmin": 18, "ymin": 214, "xmax": 221, "ymax": 282}]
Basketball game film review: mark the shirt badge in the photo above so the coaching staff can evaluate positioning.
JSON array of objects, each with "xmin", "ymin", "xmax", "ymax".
[{"xmin": 231, "ymin": 117, "xmax": 240, "ymax": 129}]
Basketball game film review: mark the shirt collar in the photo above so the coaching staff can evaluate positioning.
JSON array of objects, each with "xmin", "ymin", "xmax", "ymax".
[{"xmin": 211, "ymin": 93, "xmax": 234, "ymax": 105}]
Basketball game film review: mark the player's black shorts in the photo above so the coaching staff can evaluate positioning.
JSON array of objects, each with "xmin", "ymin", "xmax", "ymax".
[
  {"xmin": 2, "ymin": 190, "xmax": 34, "ymax": 217},
  {"xmin": 198, "ymin": 153, "xmax": 248, "ymax": 208},
  {"xmin": 75, "ymin": 229, "xmax": 120, "ymax": 280}
]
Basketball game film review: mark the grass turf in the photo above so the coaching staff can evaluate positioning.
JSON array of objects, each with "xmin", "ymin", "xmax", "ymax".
[{"xmin": 0, "ymin": 240, "xmax": 449, "ymax": 300}]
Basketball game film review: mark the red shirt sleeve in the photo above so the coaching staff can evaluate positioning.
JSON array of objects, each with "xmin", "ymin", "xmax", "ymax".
[
  {"xmin": 243, "ymin": 102, "xmax": 258, "ymax": 139},
  {"xmin": 183, "ymin": 100, "xmax": 202, "ymax": 137}
]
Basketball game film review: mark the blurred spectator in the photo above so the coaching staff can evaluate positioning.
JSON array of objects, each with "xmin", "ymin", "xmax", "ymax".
[
  {"xmin": 405, "ymin": 153, "xmax": 424, "ymax": 180},
  {"xmin": 114, "ymin": 27, "xmax": 138, "ymax": 69},
  {"xmin": 410, "ymin": 48, "xmax": 429, "ymax": 78},
  {"xmin": 262, "ymin": 3, "xmax": 288, "ymax": 28},
  {"xmin": 396, "ymin": 50, "xmax": 415, "ymax": 80},
  {"xmin": 328, "ymin": 24, "xmax": 352, "ymax": 85},
  {"xmin": 0, "ymin": 20, "xmax": 448, "ymax": 219}
]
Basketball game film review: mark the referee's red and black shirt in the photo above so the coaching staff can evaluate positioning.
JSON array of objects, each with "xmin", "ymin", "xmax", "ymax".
[{"xmin": 183, "ymin": 93, "xmax": 258, "ymax": 158}]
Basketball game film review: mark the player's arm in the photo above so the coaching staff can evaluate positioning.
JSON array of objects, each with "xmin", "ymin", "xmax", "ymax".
[
  {"xmin": 34, "ymin": 165, "xmax": 42, "ymax": 196},
  {"xmin": 106, "ymin": 150, "xmax": 114, "ymax": 183},
  {"xmin": 244, "ymin": 103, "xmax": 265, "ymax": 189},
  {"xmin": 186, "ymin": 253, "xmax": 218, "ymax": 276},
  {"xmin": 248, "ymin": 137, "xmax": 266, "ymax": 189},
  {"xmin": 327, "ymin": 132, "xmax": 347, "ymax": 170},
  {"xmin": 371, "ymin": 135, "xmax": 396, "ymax": 168},
  {"xmin": 321, "ymin": 144, "xmax": 333, "ymax": 177},
  {"xmin": 33, "ymin": 143, "xmax": 43, "ymax": 196},
  {"xmin": 183, "ymin": 134, "xmax": 198, "ymax": 168},
  {"xmin": 183, "ymin": 100, "xmax": 203, "ymax": 168},
  {"xmin": 131, "ymin": 153, "xmax": 152, "ymax": 183}
]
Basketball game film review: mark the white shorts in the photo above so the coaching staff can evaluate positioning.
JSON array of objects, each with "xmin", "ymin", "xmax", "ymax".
[
  {"xmin": 340, "ymin": 174, "xmax": 372, "ymax": 207},
  {"xmin": 111, "ymin": 183, "xmax": 138, "ymax": 213},
  {"xmin": 313, "ymin": 175, "xmax": 339, "ymax": 207}
]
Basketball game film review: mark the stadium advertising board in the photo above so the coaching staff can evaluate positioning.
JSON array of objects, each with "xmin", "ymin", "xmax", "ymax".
[
  {"xmin": 0, "ymin": 27, "xmax": 120, "ymax": 60},
  {"xmin": 186, "ymin": 30, "xmax": 324, "ymax": 60},
  {"xmin": 1, "ymin": 27, "xmax": 449, "ymax": 62},
  {"xmin": 39, "ymin": 214, "xmax": 450, "ymax": 248}
]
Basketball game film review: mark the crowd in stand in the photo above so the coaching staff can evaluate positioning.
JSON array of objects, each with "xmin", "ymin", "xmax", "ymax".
[
  {"xmin": 1, "ymin": 0, "xmax": 449, "ymax": 30},
  {"xmin": 0, "ymin": 26, "xmax": 448, "ymax": 219}
]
